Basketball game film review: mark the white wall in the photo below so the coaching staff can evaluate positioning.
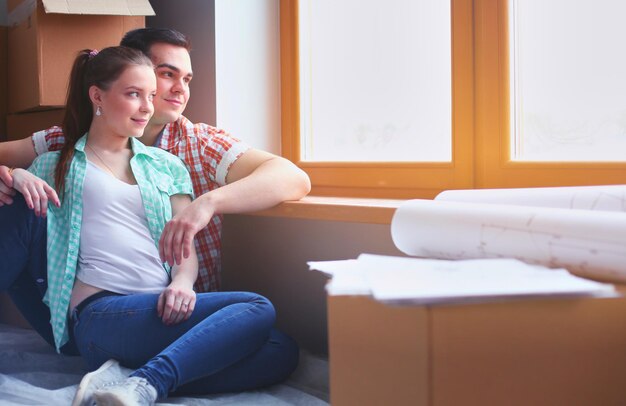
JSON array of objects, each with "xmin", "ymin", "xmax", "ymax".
[{"xmin": 215, "ymin": 0, "xmax": 281, "ymax": 153}]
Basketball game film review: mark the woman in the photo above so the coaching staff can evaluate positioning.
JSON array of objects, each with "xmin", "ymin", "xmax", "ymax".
[{"xmin": 11, "ymin": 47, "xmax": 298, "ymax": 406}]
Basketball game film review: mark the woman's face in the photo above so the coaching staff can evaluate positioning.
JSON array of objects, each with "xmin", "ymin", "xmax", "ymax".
[{"xmin": 97, "ymin": 64, "xmax": 157, "ymax": 138}]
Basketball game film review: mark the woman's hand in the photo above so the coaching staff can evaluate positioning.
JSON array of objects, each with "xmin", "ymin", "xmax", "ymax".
[
  {"xmin": 11, "ymin": 168, "xmax": 60, "ymax": 217},
  {"xmin": 157, "ymin": 280, "xmax": 196, "ymax": 325}
]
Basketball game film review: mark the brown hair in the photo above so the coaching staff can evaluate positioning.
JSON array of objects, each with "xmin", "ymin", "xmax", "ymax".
[
  {"xmin": 120, "ymin": 28, "xmax": 191, "ymax": 57},
  {"xmin": 55, "ymin": 46, "xmax": 152, "ymax": 199}
]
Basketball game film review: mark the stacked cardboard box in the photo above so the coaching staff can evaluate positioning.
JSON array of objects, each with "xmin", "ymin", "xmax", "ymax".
[
  {"xmin": 7, "ymin": 108, "xmax": 65, "ymax": 141},
  {"xmin": 3, "ymin": 0, "xmax": 153, "ymax": 141}
]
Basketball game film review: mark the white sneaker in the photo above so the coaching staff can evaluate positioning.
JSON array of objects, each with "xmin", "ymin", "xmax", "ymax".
[
  {"xmin": 93, "ymin": 376, "xmax": 158, "ymax": 406},
  {"xmin": 72, "ymin": 359, "xmax": 133, "ymax": 406}
]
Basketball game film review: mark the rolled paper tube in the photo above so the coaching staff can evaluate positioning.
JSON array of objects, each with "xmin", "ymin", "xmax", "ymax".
[{"xmin": 391, "ymin": 199, "xmax": 626, "ymax": 283}]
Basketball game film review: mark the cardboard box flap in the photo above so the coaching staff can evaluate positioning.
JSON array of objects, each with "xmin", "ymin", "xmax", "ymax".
[
  {"xmin": 41, "ymin": 0, "xmax": 155, "ymax": 16},
  {"xmin": 5, "ymin": 0, "xmax": 153, "ymax": 26}
]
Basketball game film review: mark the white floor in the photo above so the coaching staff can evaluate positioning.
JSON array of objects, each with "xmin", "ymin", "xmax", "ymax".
[{"xmin": 0, "ymin": 323, "xmax": 329, "ymax": 405}]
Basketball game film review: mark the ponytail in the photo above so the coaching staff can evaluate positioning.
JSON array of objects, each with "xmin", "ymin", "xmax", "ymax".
[{"xmin": 55, "ymin": 49, "xmax": 93, "ymax": 199}]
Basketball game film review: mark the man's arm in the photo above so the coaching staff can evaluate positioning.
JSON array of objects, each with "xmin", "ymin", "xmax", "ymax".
[
  {"xmin": 159, "ymin": 148, "xmax": 311, "ymax": 266},
  {"xmin": 0, "ymin": 138, "xmax": 38, "ymax": 168},
  {"xmin": 222, "ymin": 148, "xmax": 311, "ymax": 212}
]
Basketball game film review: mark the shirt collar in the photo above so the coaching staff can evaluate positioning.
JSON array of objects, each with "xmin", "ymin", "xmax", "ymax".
[
  {"xmin": 159, "ymin": 116, "xmax": 188, "ymax": 150},
  {"xmin": 130, "ymin": 137, "xmax": 159, "ymax": 159},
  {"xmin": 75, "ymin": 134, "xmax": 88, "ymax": 152}
]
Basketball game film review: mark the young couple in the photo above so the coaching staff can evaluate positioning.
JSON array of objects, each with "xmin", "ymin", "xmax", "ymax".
[{"xmin": 0, "ymin": 29, "xmax": 310, "ymax": 405}]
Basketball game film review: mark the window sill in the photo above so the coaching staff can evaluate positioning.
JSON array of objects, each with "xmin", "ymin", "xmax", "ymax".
[{"xmin": 243, "ymin": 196, "xmax": 406, "ymax": 225}]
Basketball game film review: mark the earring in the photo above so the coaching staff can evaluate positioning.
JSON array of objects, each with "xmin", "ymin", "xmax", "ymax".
[{"xmin": 96, "ymin": 106, "xmax": 102, "ymax": 116}]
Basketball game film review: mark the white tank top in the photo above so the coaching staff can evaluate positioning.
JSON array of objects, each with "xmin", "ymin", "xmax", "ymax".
[{"xmin": 76, "ymin": 161, "xmax": 169, "ymax": 294}]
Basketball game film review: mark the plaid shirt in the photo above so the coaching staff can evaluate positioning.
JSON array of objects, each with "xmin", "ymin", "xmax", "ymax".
[
  {"xmin": 29, "ymin": 135, "xmax": 193, "ymax": 351},
  {"xmin": 32, "ymin": 115, "xmax": 250, "ymax": 292}
]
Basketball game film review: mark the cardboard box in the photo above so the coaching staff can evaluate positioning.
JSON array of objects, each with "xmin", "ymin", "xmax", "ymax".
[
  {"xmin": 7, "ymin": 0, "xmax": 154, "ymax": 113},
  {"xmin": 7, "ymin": 108, "xmax": 65, "ymax": 141},
  {"xmin": 328, "ymin": 293, "xmax": 626, "ymax": 406}
]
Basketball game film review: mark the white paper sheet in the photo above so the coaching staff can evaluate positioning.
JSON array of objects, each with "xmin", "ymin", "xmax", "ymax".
[
  {"xmin": 307, "ymin": 256, "xmax": 616, "ymax": 304},
  {"xmin": 306, "ymin": 260, "xmax": 371, "ymax": 295},
  {"xmin": 357, "ymin": 254, "xmax": 616, "ymax": 304},
  {"xmin": 391, "ymin": 199, "xmax": 626, "ymax": 282}
]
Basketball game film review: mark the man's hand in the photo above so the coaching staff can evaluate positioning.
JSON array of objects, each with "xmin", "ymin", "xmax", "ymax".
[
  {"xmin": 12, "ymin": 168, "xmax": 60, "ymax": 217},
  {"xmin": 157, "ymin": 279, "xmax": 196, "ymax": 325},
  {"xmin": 0, "ymin": 166, "xmax": 16, "ymax": 206},
  {"xmin": 159, "ymin": 197, "xmax": 214, "ymax": 266}
]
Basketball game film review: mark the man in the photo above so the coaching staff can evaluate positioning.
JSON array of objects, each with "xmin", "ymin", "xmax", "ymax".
[{"xmin": 0, "ymin": 28, "xmax": 310, "ymax": 353}]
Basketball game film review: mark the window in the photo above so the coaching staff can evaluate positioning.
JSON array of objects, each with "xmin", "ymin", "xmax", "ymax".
[
  {"xmin": 280, "ymin": 0, "xmax": 626, "ymax": 199},
  {"xmin": 299, "ymin": 0, "xmax": 451, "ymax": 163},
  {"xmin": 510, "ymin": 0, "xmax": 626, "ymax": 162}
]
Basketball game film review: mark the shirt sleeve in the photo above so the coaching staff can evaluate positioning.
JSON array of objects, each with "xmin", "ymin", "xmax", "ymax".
[
  {"xmin": 31, "ymin": 126, "xmax": 66, "ymax": 156},
  {"xmin": 198, "ymin": 124, "xmax": 250, "ymax": 186}
]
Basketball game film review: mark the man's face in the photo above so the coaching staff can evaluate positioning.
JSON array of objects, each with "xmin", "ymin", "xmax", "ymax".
[{"xmin": 149, "ymin": 43, "xmax": 193, "ymax": 126}]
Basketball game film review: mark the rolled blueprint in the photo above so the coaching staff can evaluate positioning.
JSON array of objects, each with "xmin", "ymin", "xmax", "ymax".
[
  {"xmin": 436, "ymin": 185, "xmax": 626, "ymax": 212},
  {"xmin": 391, "ymin": 199, "xmax": 626, "ymax": 283}
]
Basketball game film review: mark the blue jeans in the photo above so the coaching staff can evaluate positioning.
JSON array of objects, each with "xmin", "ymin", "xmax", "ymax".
[{"xmin": 71, "ymin": 291, "xmax": 299, "ymax": 398}]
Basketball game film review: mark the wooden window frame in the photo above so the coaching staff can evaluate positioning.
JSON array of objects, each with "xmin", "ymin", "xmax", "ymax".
[
  {"xmin": 475, "ymin": 0, "xmax": 626, "ymax": 188},
  {"xmin": 280, "ymin": 0, "xmax": 626, "ymax": 200}
]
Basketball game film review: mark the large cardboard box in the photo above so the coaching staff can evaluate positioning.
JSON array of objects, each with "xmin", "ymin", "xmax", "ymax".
[
  {"xmin": 328, "ymin": 293, "xmax": 626, "ymax": 406},
  {"xmin": 7, "ymin": 108, "xmax": 65, "ymax": 141},
  {"xmin": 7, "ymin": 0, "xmax": 154, "ymax": 113}
]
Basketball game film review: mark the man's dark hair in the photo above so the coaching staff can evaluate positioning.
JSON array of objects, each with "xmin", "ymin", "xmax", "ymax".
[{"xmin": 120, "ymin": 28, "xmax": 191, "ymax": 57}]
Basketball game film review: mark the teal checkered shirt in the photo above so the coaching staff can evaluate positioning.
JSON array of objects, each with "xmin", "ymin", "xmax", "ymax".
[{"xmin": 28, "ymin": 134, "xmax": 193, "ymax": 352}]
